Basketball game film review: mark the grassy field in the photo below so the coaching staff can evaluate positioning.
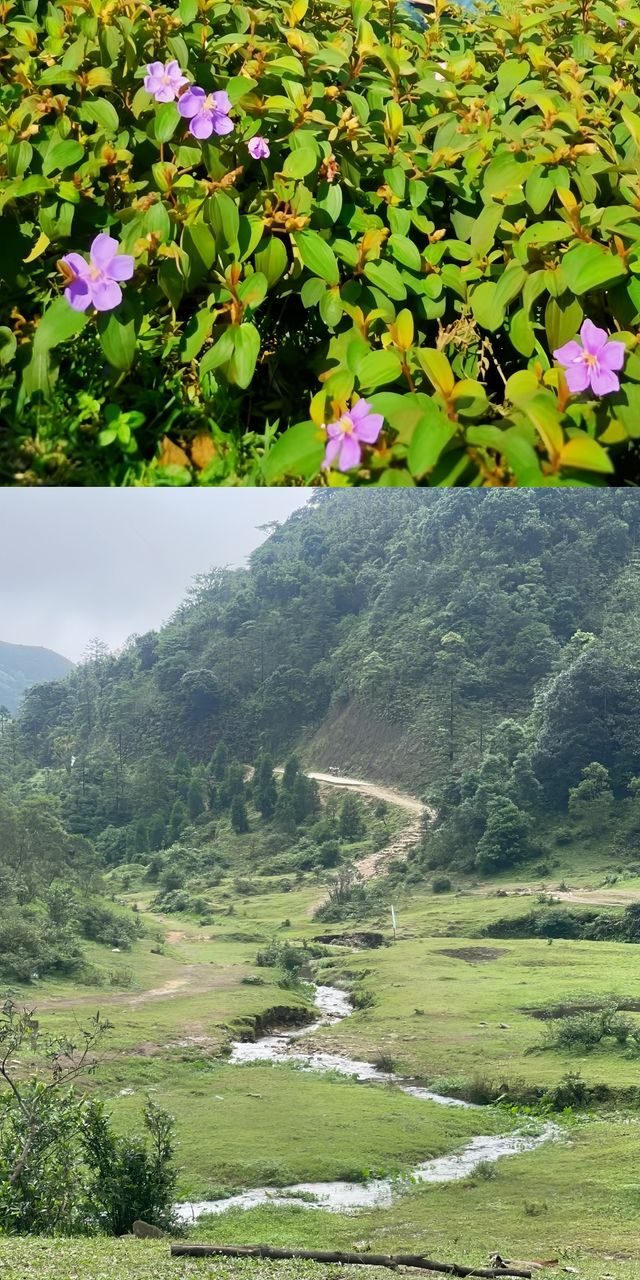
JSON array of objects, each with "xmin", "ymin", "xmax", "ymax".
[{"xmin": 5, "ymin": 803, "xmax": 640, "ymax": 1280}]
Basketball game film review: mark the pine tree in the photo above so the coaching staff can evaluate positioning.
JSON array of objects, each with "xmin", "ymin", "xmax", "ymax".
[
  {"xmin": 168, "ymin": 799, "xmax": 187, "ymax": 844},
  {"xmin": 187, "ymin": 778, "xmax": 205, "ymax": 821},
  {"xmin": 230, "ymin": 793, "xmax": 249, "ymax": 834}
]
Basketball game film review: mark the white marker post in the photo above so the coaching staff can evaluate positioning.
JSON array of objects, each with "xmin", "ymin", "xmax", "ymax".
[{"xmin": 391, "ymin": 905, "xmax": 397, "ymax": 943}]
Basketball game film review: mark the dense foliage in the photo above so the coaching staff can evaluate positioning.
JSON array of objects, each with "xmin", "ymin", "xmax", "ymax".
[
  {"xmin": 0, "ymin": 1002, "xmax": 178, "ymax": 1235},
  {"xmin": 3, "ymin": 0, "xmax": 640, "ymax": 483},
  {"xmin": 0, "ymin": 785, "xmax": 140, "ymax": 981}
]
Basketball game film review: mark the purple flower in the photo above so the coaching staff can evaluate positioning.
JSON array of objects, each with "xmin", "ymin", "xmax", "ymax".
[
  {"xmin": 248, "ymin": 135, "xmax": 270, "ymax": 160},
  {"xmin": 143, "ymin": 59, "xmax": 189, "ymax": 103},
  {"xmin": 554, "ymin": 320, "xmax": 626, "ymax": 396},
  {"xmin": 322, "ymin": 399, "xmax": 384, "ymax": 472},
  {"xmin": 177, "ymin": 87, "xmax": 233, "ymax": 140},
  {"xmin": 60, "ymin": 233, "xmax": 135, "ymax": 313}
]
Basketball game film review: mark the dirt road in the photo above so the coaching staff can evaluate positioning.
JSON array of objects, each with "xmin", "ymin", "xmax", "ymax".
[{"xmin": 283, "ymin": 768, "xmax": 431, "ymax": 881}]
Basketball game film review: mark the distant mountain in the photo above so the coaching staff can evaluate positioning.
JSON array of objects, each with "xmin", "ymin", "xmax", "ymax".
[{"xmin": 0, "ymin": 640, "xmax": 73, "ymax": 714}]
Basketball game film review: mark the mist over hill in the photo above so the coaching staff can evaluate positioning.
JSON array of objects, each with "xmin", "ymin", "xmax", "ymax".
[
  {"xmin": 0, "ymin": 489, "xmax": 638, "ymax": 901},
  {"xmin": 14, "ymin": 490, "xmax": 640, "ymax": 790},
  {"xmin": 0, "ymin": 639, "xmax": 73, "ymax": 714}
]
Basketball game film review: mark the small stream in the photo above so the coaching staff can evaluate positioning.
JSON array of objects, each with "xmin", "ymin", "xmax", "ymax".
[{"xmin": 176, "ymin": 984, "xmax": 559, "ymax": 1223}]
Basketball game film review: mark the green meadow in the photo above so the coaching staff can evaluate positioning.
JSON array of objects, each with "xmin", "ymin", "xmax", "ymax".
[{"xmin": 7, "ymin": 818, "xmax": 637, "ymax": 1280}]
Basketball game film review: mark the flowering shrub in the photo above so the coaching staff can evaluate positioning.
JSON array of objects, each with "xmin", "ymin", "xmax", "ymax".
[{"xmin": 2, "ymin": 0, "xmax": 640, "ymax": 484}]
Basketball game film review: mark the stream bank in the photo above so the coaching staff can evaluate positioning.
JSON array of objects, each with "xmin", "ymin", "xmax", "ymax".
[{"xmin": 176, "ymin": 984, "xmax": 559, "ymax": 1223}]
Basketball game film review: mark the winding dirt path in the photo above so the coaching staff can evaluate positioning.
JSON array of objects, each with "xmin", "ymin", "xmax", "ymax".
[{"xmin": 297, "ymin": 769, "xmax": 430, "ymax": 881}]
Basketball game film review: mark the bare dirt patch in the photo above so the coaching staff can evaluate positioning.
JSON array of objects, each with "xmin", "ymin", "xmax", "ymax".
[{"xmin": 437, "ymin": 947, "xmax": 509, "ymax": 964}]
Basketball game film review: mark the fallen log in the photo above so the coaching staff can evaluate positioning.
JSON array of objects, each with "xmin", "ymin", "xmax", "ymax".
[{"xmin": 169, "ymin": 1243, "xmax": 532, "ymax": 1278}]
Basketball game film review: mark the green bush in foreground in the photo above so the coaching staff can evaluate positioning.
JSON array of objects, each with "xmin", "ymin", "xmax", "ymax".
[{"xmin": 3, "ymin": 0, "xmax": 640, "ymax": 485}]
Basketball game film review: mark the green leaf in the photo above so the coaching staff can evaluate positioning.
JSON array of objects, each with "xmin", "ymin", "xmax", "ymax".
[
  {"xmin": 97, "ymin": 306, "xmax": 137, "ymax": 371},
  {"xmin": 408, "ymin": 406, "xmax": 457, "ymax": 476},
  {"xmin": 207, "ymin": 191, "xmax": 240, "ymax": 253},
  {"xmin": 42, "ymin": 140, "xmax": 84, "ymax": 177},
  {"xmin": 562, "ymin": 243, "xmax": 627, "ymax": 295},
  {"xmin": 470, "ymin": 281, "xmax": 505, "ymax": 331},
  {"xmin": 227, "ymin": 322, "xmax": 261, "ymax": 388},
  {"xmin": 35, "ymin": 297, "xmax": 90, "ymax": 350},
  {"xmin": 559, "ymin": 435, "xmax": 614, "ymax": 474},
  {"xmin": 519, "ymin": 393, "xmax": 564, "ymax": 459},
  {"xmin": 238, "ymin": 272, "xmax": 268, "ymax": 311},
  {"xmin": 79, "ymin": 99, "xmax": 120, "ymax": 133},
  {"xmin": 356, "ymin": 349, "xmax": 403, "ymax": 391},
  {"xmin": 495, "ymin": 59, "xmax": 530, "ymax": 97},
  {"xmin": 363, "ymin": 260, "xmax": 407, "ymax": 301},
  {"xmin": 388, "ymin": 234, "xmax": 422, "ymax": 272},
  {"xmin": 470, "ymin": 205, "xmax": 503, "ymax": 258},
  {"xmin": 6, "ymin": 142, "xmax": 33, "ymax": 178},
  {"xmin": 494, "ymin": 263, "xmax": 527, "ymax": 311},
  {"xmin": 544, "ymin": 295, "xmax": 583, "ymax": 353},
  {"xmin": 293, "ymin": 231, "xmax": 340, "ymax": 285},
  {"xmin": 524, "ymin": 169, "xmax": 555, "ymax": 216},
  {"xmin": 154, "ymin": 102, "xmax": 180, "ymax": 143},
  {"xmin": 263, "ymin": 421, "xmax": 324, "ymax": 482},
  {"xmin": 415, "ymin": 349, "xmax": 455, "ymax": 396},
  {"xmin": 181, "ymin": 223, "xmax": 217, "ymax": 288},
  {"xmin": 451, "ymin": 379, "xmax": 490, "ymax": 420},
  {"xmin": 0, "ymin": 327, "xmax": 17, "ymax": 366},
  {"xmin": 199, "ymin": 328, "xmax": 235, "ymax": 379},
  {"xmin": 483, "ymin": 152, "xmax": 535, "ymax": 199},
  {"xmin": 180, "ymin": 308, "xmax": 215, "ymax": 363},
  {"xmin": 255, "ymin": 238, "xmax": 288, "ymax": 287},
  {"xmin": 510, "ymin": 308, "xmax": 536, "ymax": 357},
  {"xmin": 283, "ymin": 147, "xmax": 318, "ymax": 179}
]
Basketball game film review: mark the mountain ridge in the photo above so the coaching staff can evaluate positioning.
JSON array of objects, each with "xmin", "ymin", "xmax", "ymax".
[{"xmin": 0, "ymin": 638, "xmax": 73, "ymax": 714}]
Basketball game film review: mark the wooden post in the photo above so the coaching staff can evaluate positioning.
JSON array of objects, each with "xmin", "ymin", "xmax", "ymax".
[
  {"xmin": 391, "ymin": 904, "xmax": 397, "ymax": 942},
  {"xmin": 169, "ymin": 1243, "xmax": 532, "ymax": 1278}
]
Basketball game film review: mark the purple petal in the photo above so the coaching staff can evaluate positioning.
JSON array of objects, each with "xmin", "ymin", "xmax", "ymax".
[
  {"xmin": 144, "ymin": 74, "xmax": 163, "ymax": 93},
  {"xmin": 354, "ymin": 412, "xmax": 384, "ymax": 444},
  {"xmin": 564, "ymin": 362, "xmax": 590, "ymax": 394},
  {"xmin": 108, "ymin": 254, "xmax": 135, "ymax": 282},
  {"xmin": 212, "ymin": 91, "xmax": 232, "ymax": 114},
  {"xmin": 91, "ymin": 233, "xmax": 120, "ymax": 270},
  {"xmin": 145, "ymin": 61, "xmax": 165, "ymax": 77},
  {"xmin": 590, "ymin": 366, "xmax": 620, "ymax": 396},
  {"xmin": 189, "ymin": 113, "xmax": 214, "ymax": 139},
  {"xmin": 212, "ymin": 112, "xmax": 234, "ymax": 136},
  {"xmin": 153, "ymin": 84, "xmax": 176, "ymax": 102},
  {"xmin": 579, "ymin": 318, "xmax": 608, "ymax": 356},
  {"xmin": 65, "ymin": 281, "xmax": 91, "ymax": 311},
  {"xmin": 178, "ymin": 87, "xmax": 205, "ymax": 118},
  {"xmin": 326, "ymin": 421, "xmax": 343, "ymax": 439},
  {"xmin": 248, "ymin": 136, "xmax": 269, "ymax": 159},
  {"xmin": 166, "ymin": 60, "xmax": 180, "ymax": 76},
  {"xmin": 349, "ymin": 398, "xmax": 373, "ymax": 422},
  {"xmin": 337, "ymin": 434, "xmax": 362, "ymax": 471},
  {"xmin": 553, "ymin": 340, "xmax": 582, "ymax": 367},
  {"xmin": 62, "ymin": 252, "xmax": 91, "ymax": 280},
  {"xmin": 599, "ymin": 341, "xmax": 626, "ymax": 372},
  {"xmin": 90, "ymin": 279, "xmax": 123, "ymax": 312},
  {"xmin": 323, "ymin": 436, "xmax": 343, "ymax": 468}
]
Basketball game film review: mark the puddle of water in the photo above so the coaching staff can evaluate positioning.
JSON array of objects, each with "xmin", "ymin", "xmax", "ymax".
[{"xmin": 177, "ymin": 983, "xmax": 558, "ymax": 1222}]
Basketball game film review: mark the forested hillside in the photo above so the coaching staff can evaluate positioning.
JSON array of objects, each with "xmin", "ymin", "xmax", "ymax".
[
  {"xmin": 0, "ymin": 639, "xmax": 72, "ymax": 714},
  {"xmin": 3, "ymin": 491, "xmax": 640, "ymax": 914}
]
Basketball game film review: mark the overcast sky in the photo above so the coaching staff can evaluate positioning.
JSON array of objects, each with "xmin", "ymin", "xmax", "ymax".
[{"xmin": 0, "ymin": 491, "xmax": 311, "ymax": 662}]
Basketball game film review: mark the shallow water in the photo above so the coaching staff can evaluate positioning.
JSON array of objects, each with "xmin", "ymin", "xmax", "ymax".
[{"xmin": 176, "ymin": 983, "xmax": 558, "ymax": 1222}]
